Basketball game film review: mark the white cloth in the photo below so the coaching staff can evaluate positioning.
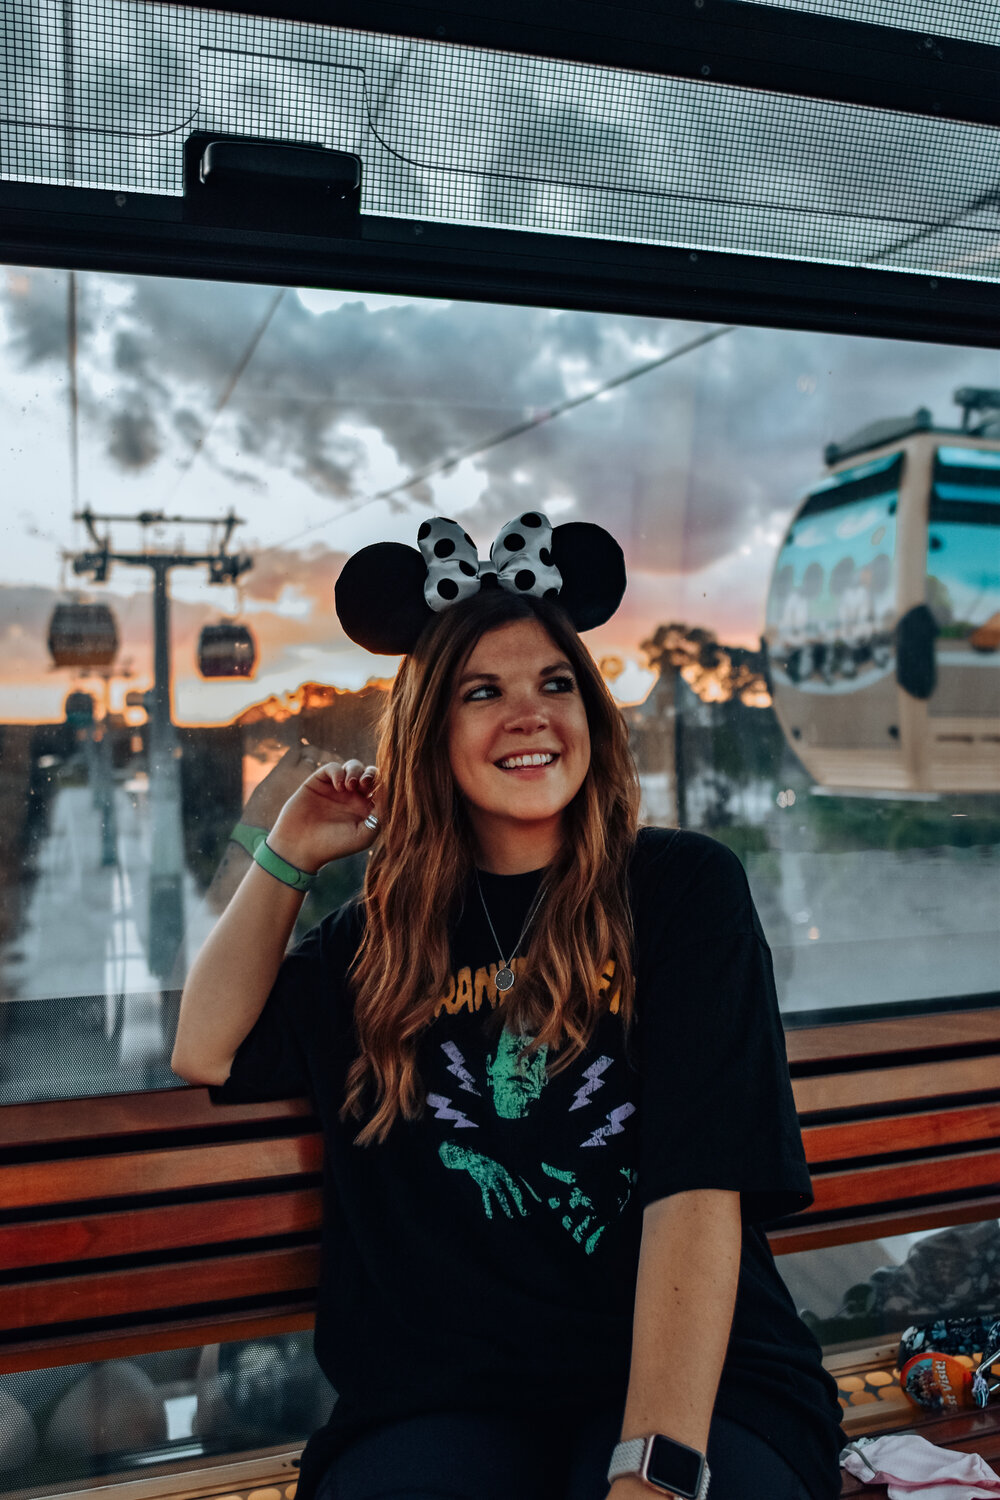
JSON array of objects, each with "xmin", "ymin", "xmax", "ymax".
[{"xmin": 841, "ymin": 1433, "xmax": 1000, "ymax": 1497}]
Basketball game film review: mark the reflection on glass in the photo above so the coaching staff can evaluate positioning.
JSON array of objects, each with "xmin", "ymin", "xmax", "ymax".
[
  {"xmin": 778, "ymin": 1218, "xmax": 1000, "ymax": 1426},
  {"xmin": 1, "ymin": 266, "xmax": 998, "ymax": 1104},
  {"xmin": 779, "ymin": 1218, "xmax": 1000, "ymax": 1353},
  {"xmin": 0, "ymin": 1335, "xmax": 333, "ymax": 1490}
]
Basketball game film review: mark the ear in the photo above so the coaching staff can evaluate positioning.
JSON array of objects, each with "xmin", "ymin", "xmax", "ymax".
[
  {"xmin": 334, "ymin": 542, "xmax": 434, "ymax": 654},
  {"xmin": 551, "ymin": 522, "xmax": 627, "ymax": 631}
]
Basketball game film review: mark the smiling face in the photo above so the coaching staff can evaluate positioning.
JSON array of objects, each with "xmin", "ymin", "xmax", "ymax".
[{"xmin": 446, "ymin": 616, "xmax": 592, "ymax": 871}]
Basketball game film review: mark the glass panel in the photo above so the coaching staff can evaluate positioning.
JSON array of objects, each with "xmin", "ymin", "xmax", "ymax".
[
  {"xmin": 1, "ymin": 264, "xmax": 999, "ymax": 1104},
  {"xmin": 777, "ymin": 1218, "xmax": 1000, "ymax": 1422},
  {"xmin": 0, "ymin": 1335, "xmax": 334, "ymax": 1492},
  {"xmin": 3, "ymin": 1, "xmax": 1000, "ymax": 280},
  {"xmin": 780, "ymin": 1219, "xmax": 1000, "ymax": 1349},
  {"xmin": 927, "ymin": 446, "xmax": 1000, "ymax": 723}
]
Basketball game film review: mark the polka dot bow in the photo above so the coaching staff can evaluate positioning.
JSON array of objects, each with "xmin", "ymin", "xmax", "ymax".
[
  {"xmin": 334, "ymin": 512, "xmax": 626, "ymax": 655},
  {"xmin": 417, "ymin": 512, "xmax": 563, "ymax": 613}
]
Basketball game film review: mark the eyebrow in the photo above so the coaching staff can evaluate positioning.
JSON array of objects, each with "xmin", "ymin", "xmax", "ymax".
[{"xmin": 456, "ymin": 659, "xmax": 574, "ymax": 687}]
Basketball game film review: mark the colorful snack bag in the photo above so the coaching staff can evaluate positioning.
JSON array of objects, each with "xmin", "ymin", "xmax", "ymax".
[{"xmin": 898, "ymin": 1317, "xmax": 1000, "ymax": 1412}]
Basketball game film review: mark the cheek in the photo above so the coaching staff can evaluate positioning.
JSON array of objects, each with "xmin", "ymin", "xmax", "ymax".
[
  {"xmin": 447, "ymin": 712, "xmax": 491, "ymax": 789},
  {"xmin": 565, "ymin": 705, "xmax": 592, "ymax": 766}
]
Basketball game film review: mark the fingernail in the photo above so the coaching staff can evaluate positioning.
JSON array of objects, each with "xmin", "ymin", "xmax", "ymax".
[{"xmin": 347, "ymin": 778, "xmax": 357, "ymax": 790}]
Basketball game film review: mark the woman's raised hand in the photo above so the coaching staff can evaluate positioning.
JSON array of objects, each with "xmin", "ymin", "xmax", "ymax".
[{"xmin": 267, "ymin": 756, "xmax": 380, "ymax": 874}]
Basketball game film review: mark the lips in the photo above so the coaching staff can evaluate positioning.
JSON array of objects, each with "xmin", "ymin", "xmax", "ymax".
[{"xmin": 496, "ymin": 751, "xmax": 559, "ymax": 770}]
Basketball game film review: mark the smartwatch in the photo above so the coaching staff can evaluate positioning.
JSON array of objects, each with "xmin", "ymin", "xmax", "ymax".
[{"xmin": 607, "ymin": 1434, "xmax": 710, "ymax": 1498}]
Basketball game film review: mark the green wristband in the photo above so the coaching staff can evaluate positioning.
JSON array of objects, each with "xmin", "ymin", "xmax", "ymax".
[
  {"xmin": 253, "ymin": 838, "xmax": 316, "ymax": 893},
  {"xmin": 230, "ymin": 822, "xmax": 267, "ymax": 858}
]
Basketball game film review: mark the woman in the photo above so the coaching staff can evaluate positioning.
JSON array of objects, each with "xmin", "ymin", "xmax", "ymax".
[{"xmin": 173, "ymin": 514, "xmax": 844, "ymax": 1500}]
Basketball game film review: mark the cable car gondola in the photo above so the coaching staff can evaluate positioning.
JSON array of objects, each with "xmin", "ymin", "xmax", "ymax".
[
  {"xmin": 47, "ymin": 600, "xmax": 119, "ymax": 670},
  {"xmin": 64, "ymin": 691, "xmax": 95, "ymax": 726},
  {"xmin": 197, "ymin": 620, "xmax": 257, "ymax": 678},
  {"xmin": 764, "ymin": 389, "xmax": 1000, "ymax": 793}
]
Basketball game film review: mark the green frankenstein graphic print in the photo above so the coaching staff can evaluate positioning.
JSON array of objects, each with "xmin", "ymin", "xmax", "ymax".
[{"xmin": 430, "ymin": 1023, "xmax": 637, "ymax": 1256}]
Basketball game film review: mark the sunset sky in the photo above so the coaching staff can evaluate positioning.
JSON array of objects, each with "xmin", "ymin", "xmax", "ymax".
[{"xmin": 2, "ymin": 263, "xmax": 998, "ymax": 724}]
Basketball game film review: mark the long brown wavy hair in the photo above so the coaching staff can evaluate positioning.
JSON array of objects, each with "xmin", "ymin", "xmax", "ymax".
[{"xmin": 342, "ymin": 588, "xmax": 640, "ymax": 1144}]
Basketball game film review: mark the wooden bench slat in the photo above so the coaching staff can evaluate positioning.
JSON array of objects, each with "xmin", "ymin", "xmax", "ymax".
[
  {"xmin": 793, "ymin": 1055, "xmax": 1000, "ymax": 1115},
  {"xmin": 787, "ymin": 1008, "xmax": 1000, "ymax": 1066},
  {"xmin": 802, "ymin": 1101, "xmax": 1000, "ymax": 1163},
  {"xmin": 0, "ymin": 1308, "xmax": 316, "ymax": 1375},
  {"xmin": 0, "ymin": 1246, "xmax": 320, "ymax": 1333},
  {"xmin": 808, "ymin": 1145, "xmax": 1000, "ymax": 1213},
  {"xmin": 1, "ymin": 1134, "xmax": 323, "ymax": 1210},
  {"xmin": 0, "ymin": 1088, "xmax": 312, "ymax": 1147},
  {"xmin": 0, "ymin": 1189, "xmax": 323, "ymax": 1272}
]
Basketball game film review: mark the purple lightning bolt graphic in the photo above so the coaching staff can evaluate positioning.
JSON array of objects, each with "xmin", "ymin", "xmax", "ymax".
[
  {"xmin": 569, "ymin": 1055, "xmax": 613, "ymax": 1111},
  {"xmin": 581, "ymin": 1102, "xmax": 636, "ymax": 1147},
  {"xmin": 427, "ymin": 1093, "xmax": 478, "ymax": 1128},
  {"xmin": 442, "ymin": 1041, "xmax": 480, "ymax": 1095}
]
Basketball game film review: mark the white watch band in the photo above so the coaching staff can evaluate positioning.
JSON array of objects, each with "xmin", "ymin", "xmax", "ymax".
[
  {"xmin": 607, "ymin": 1436, "xmax": 710, "ymax": 1499},
  {"xmin": 608, "ymin": 1437, "xmax": 648, "ymax": 1483}
]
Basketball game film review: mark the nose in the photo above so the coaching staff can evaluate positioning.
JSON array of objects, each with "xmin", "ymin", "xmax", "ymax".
[{"xmin": 503, "ymin": 693, "xmax": 548, "ymax": 734}]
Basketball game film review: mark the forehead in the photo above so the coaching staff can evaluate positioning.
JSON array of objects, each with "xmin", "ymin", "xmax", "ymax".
[{"xmin": 461, "ymin": 617, "xmax": 563, "ymax": 673}]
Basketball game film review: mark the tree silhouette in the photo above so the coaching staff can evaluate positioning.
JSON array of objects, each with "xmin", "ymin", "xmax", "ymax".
[{"xmin": 641, "ymin": 622, "xmax": 770, "ymax": 707}]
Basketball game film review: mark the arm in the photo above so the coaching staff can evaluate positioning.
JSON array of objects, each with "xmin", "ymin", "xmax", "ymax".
[
  {"xmin": 171, "ymin": 756, "xmax": 377, "ymax": 1086},
  {"xmin": 609, "ymin": 1188, "xmax": 742, "ymax": 1499}
]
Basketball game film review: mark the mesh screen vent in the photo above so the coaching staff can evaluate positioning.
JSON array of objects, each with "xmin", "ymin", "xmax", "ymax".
[
  {"xmin": 728, "ymin": 0, "xmax": 1000, "ymax": 48},
  {"xmin": 2, "ymin": 0, "xmax": 1000, "ymax": 282}
]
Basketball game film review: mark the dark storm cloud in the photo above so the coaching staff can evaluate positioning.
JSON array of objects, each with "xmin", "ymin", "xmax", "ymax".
[
  {"xmin": 4, "ymin": 266, "xmax": 998, "ymax": 578},
  {"xmin": 3, "ymin": 268, "xmax": 90, "ymax": 365},
  {"xmin": 107, "ymin": 404, "xmax": 161, "ymax": 469}
]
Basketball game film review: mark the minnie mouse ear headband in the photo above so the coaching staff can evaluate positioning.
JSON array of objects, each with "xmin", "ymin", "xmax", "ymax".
[{"xmin": 335, "ymin": 511, "xmax": 626, "ymax": 655}]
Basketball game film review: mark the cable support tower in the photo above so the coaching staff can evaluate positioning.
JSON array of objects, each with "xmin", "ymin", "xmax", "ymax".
[{"xmin": 70, "ymin": 508, "xmax": 253, "ymax": 981}]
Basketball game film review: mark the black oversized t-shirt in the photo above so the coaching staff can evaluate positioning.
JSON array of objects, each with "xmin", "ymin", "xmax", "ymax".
[{"xmin": 212, "ymin": 828, "xmax": 844, "ymax": 1499}]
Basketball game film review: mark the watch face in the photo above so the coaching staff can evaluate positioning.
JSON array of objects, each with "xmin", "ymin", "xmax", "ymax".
[{"xmin": 645, "ymin": 1435, "xmax": 704, "ymax": 1497}]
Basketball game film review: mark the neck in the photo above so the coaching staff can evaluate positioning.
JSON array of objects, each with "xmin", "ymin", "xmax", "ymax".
[{"xmin": 469, "ymin": 813, "xmax": 563, "ymax": 875}]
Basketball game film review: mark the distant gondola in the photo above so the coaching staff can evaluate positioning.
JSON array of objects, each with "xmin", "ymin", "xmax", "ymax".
[
  {"xmin": 197, "ymin": 620, "xmax": 257, "ymax": 678},
  {"xmin": 47, "ymin": 600, "xmax": 119, "ymax": 670},
  {"xmin": 764, "ymin": 388, "xmax": 1000, "ymax": 793},
  {"xmin": 64, "ymin": 691, "xmax": 95, "ymax": 726}
]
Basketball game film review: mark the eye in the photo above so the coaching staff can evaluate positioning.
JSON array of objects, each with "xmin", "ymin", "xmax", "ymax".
[
  {"xmin": 464, "ymin": 682, "xmax": 499, "ymax": 702},
  {"xmin": 542, "ymin": 674, "xmax": 576, "ymax": 694}
]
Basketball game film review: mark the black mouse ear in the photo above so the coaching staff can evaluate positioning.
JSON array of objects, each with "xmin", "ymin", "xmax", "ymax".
[
  {"xmin": 550, "ymin": 522, "xmax": 627, "ymax": 631},
  {"xmin": 334, "ymin": 542, "xmax": 434, "ymax": 655}
]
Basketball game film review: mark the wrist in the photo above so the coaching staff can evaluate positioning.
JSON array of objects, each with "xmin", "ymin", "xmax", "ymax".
[
  {"xmin": 265, "ymin": 823, "xmax": 323, "ymax": 876},
  {"xmin": 608, "ymin": 1435, "xmax": 709, "ymax": 1500}
]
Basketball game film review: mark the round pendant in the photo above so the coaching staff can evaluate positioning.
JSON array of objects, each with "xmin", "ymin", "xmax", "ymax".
[{"xmin": 495, "ymin": 966, "xmax": 515, "ymax": 993}]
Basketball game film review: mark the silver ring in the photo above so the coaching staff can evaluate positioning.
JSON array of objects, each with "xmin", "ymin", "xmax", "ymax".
[{"xmin": 363, "ymin": 812, "xmax": 379, "ymax": 831}]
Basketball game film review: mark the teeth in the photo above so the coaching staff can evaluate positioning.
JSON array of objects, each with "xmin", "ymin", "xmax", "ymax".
[{"xmin": 499, "ymin": 753, "xmax": 555, "ymax": 769}]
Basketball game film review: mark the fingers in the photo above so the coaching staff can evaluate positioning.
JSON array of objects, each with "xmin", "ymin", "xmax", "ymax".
[
  {"xmin": 312, "ymin": 758, "xmax": 378, "ymax": 797},
  {"xmin": 342, "ymin": 758, "xmax": 376, "ymax": 793}
]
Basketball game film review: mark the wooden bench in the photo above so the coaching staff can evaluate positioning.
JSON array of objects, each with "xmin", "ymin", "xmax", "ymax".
[{"xmin": 2, "ymin": 1001, "xmax": 999, "ymax": 1493}]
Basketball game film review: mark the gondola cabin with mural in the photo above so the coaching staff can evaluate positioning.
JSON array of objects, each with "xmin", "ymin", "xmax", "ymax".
[{"xmin": 764, "ymin": 387, "xmax": 1000, "ymax": 793}]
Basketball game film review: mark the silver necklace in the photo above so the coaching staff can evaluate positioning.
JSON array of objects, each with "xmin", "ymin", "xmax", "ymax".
[{"xmin": 475, "ymin": 871, "xmax": 547, "ymax": 994}]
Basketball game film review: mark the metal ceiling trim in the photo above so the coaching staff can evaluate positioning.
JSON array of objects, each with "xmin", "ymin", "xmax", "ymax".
[{"xmin": 2, "ymin": 180, "xmax": 999, "ymax": 349}]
